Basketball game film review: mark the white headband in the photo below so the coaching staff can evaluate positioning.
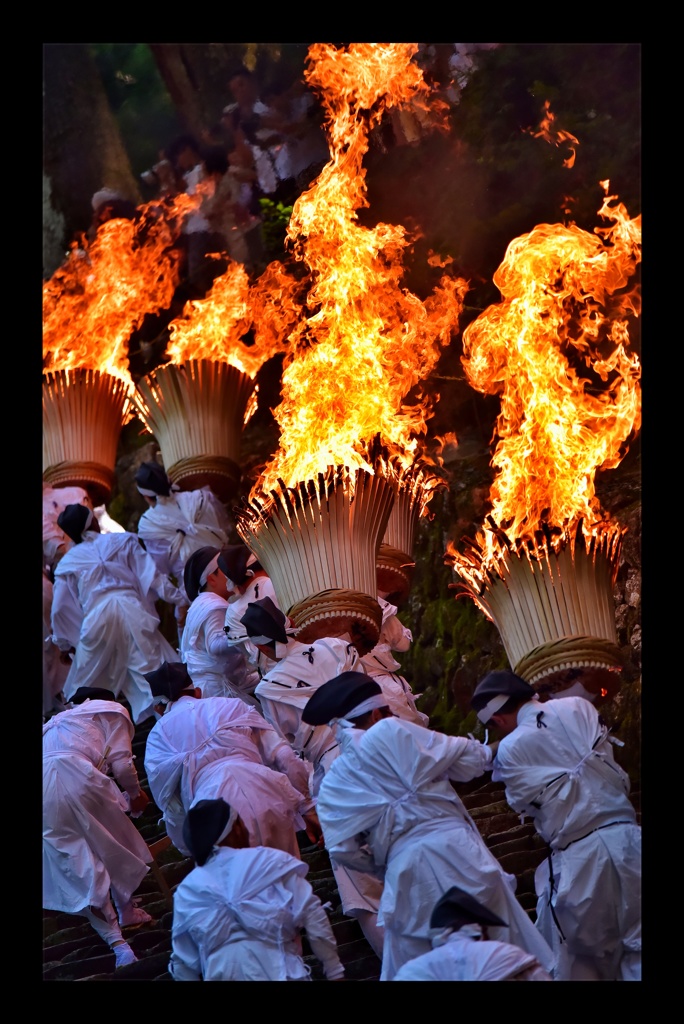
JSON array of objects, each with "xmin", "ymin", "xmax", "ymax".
[
  {"xmin": 476, "ymin": 691, "xmax": 538, "ymax": 724},
  {"xmin": 81, "ymin": 508, "xmax": 95, "ymax": 532},
  {"xmin": 475, "ymin": 693, "xmax": 510, "ymax": 724},
  {"xmin": 199, "ymin": 554, "xmax": 220, "ymax": 587},
  {"xmin": 347, "ymin": 693, "xmax": 389, "ymax": 720}
]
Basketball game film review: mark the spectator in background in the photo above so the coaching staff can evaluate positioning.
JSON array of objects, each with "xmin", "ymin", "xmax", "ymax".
[
  {"xmin": 202, "ymin": 144, "xmax": 265, "ymax": 270},
  {"xmin": 165, "ymin": 134, "xmax": 228, "ymax": 296},
  {"xmin": 223, "ymin": 66, "xmax": 289, "ymax": 202},
  {"xmin": 87, "ymin": 188, "xmax": 138, "ymax": 243},
  {"xmin": 261, "ymin": 73, "xmax": 329, "ymax": 202}
]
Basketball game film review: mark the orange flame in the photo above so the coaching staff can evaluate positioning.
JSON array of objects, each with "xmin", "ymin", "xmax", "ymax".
[
  {"xmin": 42, "ymin": 194, "xmax": 197, "ymax": 391},
  {"xmin": 527, "ymin": 99, "xmax": 579, "ymax": 169},
  {"xmin": 449, "ymin": 183, "xmax": 641, "ymax": 575},
  {"xmin": 252, "ymin": 43, "xmax": 468, "ymax": 499},
  {"xmin": 164, "ymin": 258, "xmax": 304, "ymax": 380}
]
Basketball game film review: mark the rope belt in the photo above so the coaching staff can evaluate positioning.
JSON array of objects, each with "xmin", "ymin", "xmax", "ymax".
[{"xmin": 557, "ymin": 819, "xmax": 634, "ymax": 852}]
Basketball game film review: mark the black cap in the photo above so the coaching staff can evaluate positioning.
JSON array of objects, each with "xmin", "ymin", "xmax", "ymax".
[
  {"xmin": 57, "ymin": 504, "xmax": 92, "ymax": 544},
  {"xmin": 240, "ymin": 596, "xmax": 287, "ymax": 644},
  {"xmin": 430, "ymin": 885, "xmax": 508, "ymax": 930},
  {"xmin": 144, "ymin": 661, "xmax": 194, "ymax": 702},
  {"xmin": 217, "ymin": 544, "xmax": 252, "ymax": 586},
  {"xmin": 183, "ymin": 798, "xmax": 233, "ymax": 866},
  {"xmin": 301, "ymin": 672, "xmax": 383, "ymax": 725},
  {"xmin": 135, "ymin": 461, "xmax": 172, "ymax": 497},
  {"xmin": 471, "ymin": 670, "xmax": 535, "ymax": 723},
  {"xmin": 70, "ymin": 686, "xmax": 118, "ymax": 704},
  {"xmin": 183, "ymin": 546, "xmax": 220, "ymax": 602}
]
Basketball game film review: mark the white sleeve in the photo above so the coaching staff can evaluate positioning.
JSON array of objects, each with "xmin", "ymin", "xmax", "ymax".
[
  {"xmin": 105, "ymin": 715, "xmax": 142, "ymax": 796},
  {"xmin": 50, "ymin": 574, "xmax": 83, "ymax": 650},
  {"xmin": 445, "ymin": 735, "xmax": 493, "ymax": 782},
  {"xmin": 168, "ymin": 940, "xmax": 202, "ymax": 982},
  {"xmin": 256, "ymin": 729, "xmax": 313, "ymax": 804},
  {"xmin": 295, "ymin": 880, "xmax": 345, "ymax": 980}
]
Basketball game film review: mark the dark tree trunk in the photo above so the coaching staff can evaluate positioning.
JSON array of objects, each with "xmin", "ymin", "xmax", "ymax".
[
  {"xmin": 43, "ymin": 43, "xmax": 141, "ymax": 276},
  {"xmin": 148, "ymin": 43, "xmax": 248, "ymax": 140}
]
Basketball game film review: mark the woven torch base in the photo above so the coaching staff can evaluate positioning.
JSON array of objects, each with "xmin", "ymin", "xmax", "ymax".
[
  {"xmin": 288, "ymin": 589, "xmax": 383, "ymax": 657},
  {"xmin": 515, "ymin": 635, "xmax": 623, "ymax": 703},
  {"xmin": 167, "ymin": 455, "xmax": 241, "ymax": 504},
  {"xmin": 43, "ymin": 461, "xmax": 115, "ymax": 508}
]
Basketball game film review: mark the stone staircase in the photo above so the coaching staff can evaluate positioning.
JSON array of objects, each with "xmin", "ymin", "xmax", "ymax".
[{"xmin": 42, "ymin": 716, "xmax": 641, "ymax": 982}]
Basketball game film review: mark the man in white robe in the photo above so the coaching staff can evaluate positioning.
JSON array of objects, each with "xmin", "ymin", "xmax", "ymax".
[
  {"xmin": 50, "ymin": 504, "xmax": 183, "ymax": 725},
  {"xmin": 243, "ymin": 598, "xmax": 385, "ymax": 961},
  {"xmin": 43, "ymin": 689, "xmax": 153, "ymax": 967},
  {"xmin": 180, "ymin": 545, "xmax": 260, "ymax": 705},
  {"xmin": 471, "ymin": 669, "xmax": 641, "ymax": 982},
  {"xmin": 134, "ymin": 461, "xmax": 232, "ymax": 628},
  {"xmin": 393, "ymin": 885, "xmax": 552, "ymax": 981},
  {"xmin": 303, "ymin": 672, "xmax": 556, "ymax": 981},
  {"xmin": 219, "ymin": 545, "xmax": 281, "ymax": 685},
  {"xmin": 359, "ymin": 595, "xmax": 428, "ymax": 726},
  {"xmin": 143, "ymin": 662, "xmax": 319, "ymax": 860},
  {"xmin": 169, "ymin": 798, "xmax": 345, "ymax": 981}
]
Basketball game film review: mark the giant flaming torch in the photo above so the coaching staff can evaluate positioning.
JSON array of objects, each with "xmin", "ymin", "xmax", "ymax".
[
  {"xmin": 446, "ymin": 184, "xmax": 641, "ymax": 700},
  {"xmin": 235, "ymin": 43, "xmax": 467, "ymax": 654},
  {"xmin": 132, "ymin": 259, "xmax": 303, "ymax": 503},
  {"xmin": 43, "ymin": 195, "xmax": 195, "ymax": 504}
]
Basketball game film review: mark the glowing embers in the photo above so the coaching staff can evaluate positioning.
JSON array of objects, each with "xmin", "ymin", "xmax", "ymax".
[
  {"xmin": 236, "ymin": 466, "xmax": 395, "ymax": 655},
  {"xmin": 133, "ymin": 359, "xmax": 257, "ymax": 503}
]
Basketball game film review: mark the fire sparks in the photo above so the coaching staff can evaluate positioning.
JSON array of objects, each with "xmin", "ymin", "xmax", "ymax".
[
  {"xmin": 42, "ymin": 194, "xmax": 197, "ymax": 392},
  {"xmin": 250, "ymin": 42, "xmax": 468, "ymax": 500},
  {"xmin": 447, "ymin": 182, "xmax": 641, "ymax": 591},
  {"xmin": 527, "ymin": 99, "xmax": 579, "ymax": 169}
]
